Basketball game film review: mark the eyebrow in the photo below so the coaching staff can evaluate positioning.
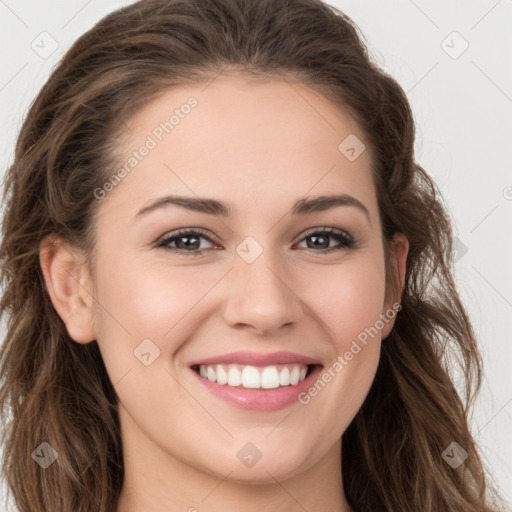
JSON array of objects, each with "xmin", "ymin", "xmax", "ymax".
[{"xmin": 135, "ymin": 193, "xmax": 371, "ymax": 224}]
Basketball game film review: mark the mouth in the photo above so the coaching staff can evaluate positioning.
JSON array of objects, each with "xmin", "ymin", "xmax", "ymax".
[
  {"xmin": 190, "ymin": 362, "xmax": 320, "ymax": 390},
  {"xmin": 187, "ymin": 350, "xmax": 324, "ymax": 411}
]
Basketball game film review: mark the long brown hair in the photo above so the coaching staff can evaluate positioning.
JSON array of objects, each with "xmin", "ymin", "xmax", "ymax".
[{"xmin": 0, "ymin": 0, "xmax": 505, "ymax": 510}]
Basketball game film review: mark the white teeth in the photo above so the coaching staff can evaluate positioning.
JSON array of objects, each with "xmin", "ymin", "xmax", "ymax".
[
  {"xmin": 206, "ymin": 366, "xmax": 216, "ymax": 382},
  {"xmin": 279, "ymin": 366, "xmax": 290, "ymax": 386},
  {"xmin": 197, "ymin": 363, "xmax": 310, "ymax": 389},
  {"xmin": 216, "ymin": 364, "xmax": 228, "ymax": 385},
  {"xmin": 261, "ymin": 367, "xmax": 280, "ymax": 389},
  {"xmin": 227, "ymin": 367, "xmax": 241, "ymax": 386},
  {"xmin": 241, "ymin": 366, "xmax": 260, "ymax": 388},
  {"xmin": 290, "ymin": 366, "xmax": 300, "ymax": 385}
]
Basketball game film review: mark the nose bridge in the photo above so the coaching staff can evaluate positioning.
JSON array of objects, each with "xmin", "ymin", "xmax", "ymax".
[{"xmin": 222, "ymin": 241, "xmax": 303, "ymax": 334}]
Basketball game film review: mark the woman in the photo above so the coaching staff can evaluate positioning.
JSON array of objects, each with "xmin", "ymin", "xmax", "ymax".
[{"xmin": 0, "ymin": 0, "xmax": 505, "ymax": 510}]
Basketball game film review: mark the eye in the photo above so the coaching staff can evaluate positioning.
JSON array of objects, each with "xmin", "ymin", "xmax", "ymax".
[
  {"xmin": 156, "ymin": 228, "xmax": 219, "ymax": 255},
  {"xmin": 156, "ymin": 226, "xmax": 355, "ymax": 256},
  {"xmin": 295, "ymin": 227, "xmax": 355, "ymax": 253}
]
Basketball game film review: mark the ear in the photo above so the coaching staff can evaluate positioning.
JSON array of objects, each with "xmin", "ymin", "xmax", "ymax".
[
  {"xmin": 39, "ymin": 234, "xmax": 96, "ymax": 344},
  {"xmin": 381, "ymin": 232, "xmax": 409, "ymax": 340}
]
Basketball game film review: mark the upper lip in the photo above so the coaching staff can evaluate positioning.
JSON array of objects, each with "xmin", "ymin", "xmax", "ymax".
[{"xmin": 188, "ymin": 350, "xmax": 323, "ymax": 367}]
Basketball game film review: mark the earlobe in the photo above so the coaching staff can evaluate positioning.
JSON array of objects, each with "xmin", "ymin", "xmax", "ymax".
[
  {"xmin": 381, "ymin": 233, "xmax": 409, "ymax": 340},
  {"xmin": 39, "ymin": 234, "xmax": 96, "ymax": 344}
]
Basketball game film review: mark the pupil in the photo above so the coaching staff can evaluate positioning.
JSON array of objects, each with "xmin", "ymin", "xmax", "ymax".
[
  {"xmin": 308, "ymin": 234, "xmax": 328, "ymax": 249},
  {"xmin": 178, "ymin": 235, "xmax": 199, "ymax": 250}
]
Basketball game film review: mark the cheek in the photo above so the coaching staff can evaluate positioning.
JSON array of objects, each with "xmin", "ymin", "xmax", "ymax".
[
  {"xmin": 91, "ymin": 252, "xmax": 223, "ymax": 360},
  {"xmin": 294, "ymin": 257, "xmax": 386, "ymax": 430},
  {"xmin": 299, "ymin": 255, "xmax": 387, "ymax": 346},
  {"xmin": 113, "ymin": 268, "xmax": 202, "ymax": 334}
]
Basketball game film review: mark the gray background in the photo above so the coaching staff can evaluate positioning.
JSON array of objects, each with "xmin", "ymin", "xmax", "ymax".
[{"xmin": 0, "ymin": 0, "xmax": 511, "ymax": 508}]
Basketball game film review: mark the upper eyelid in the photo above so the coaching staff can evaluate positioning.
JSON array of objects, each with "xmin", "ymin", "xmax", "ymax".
[{"xmin": 299, "ymin": 226, "xmax": 352, "ymax": 239}]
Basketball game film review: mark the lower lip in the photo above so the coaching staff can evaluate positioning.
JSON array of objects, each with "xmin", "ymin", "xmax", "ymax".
[{"xmin": 190, "ymin": 365, "xmax": 323, "ymax": 411}]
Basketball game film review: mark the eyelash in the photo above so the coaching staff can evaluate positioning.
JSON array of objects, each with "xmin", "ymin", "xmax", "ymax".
[{"xmin": 156, "ymin": 226, "xmax": 356, "ymax": 256}]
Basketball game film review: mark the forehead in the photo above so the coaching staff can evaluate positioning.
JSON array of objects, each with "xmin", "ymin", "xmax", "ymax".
[{"xmin": 98, "ymin": 74, "xmax": 377, "ymax": 224}]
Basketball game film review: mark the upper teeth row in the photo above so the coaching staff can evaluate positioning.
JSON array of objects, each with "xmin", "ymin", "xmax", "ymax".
[{"xmin": 198, "ymin": 364, "xmax": 308, "ymax": 389}]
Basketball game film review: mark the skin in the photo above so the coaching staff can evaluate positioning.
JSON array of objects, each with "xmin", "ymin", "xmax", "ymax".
[{"xmin": 40, "ymin": 72, "xmax": 408, "ymax": 512}]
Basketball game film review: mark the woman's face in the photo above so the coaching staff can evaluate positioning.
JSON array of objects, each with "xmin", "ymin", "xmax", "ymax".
[{"xmin": 70, "ymin": 74, "xmax": 406, "ymax": 485}]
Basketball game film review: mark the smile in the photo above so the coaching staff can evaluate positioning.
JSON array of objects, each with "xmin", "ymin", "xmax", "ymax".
[
  {"xmin": 188, "ymin": 350, "xmax": 323, "ymax": 411},
  {"xmin": 193, "ymin": 363, "xmax": 312, "ymax": 389}
]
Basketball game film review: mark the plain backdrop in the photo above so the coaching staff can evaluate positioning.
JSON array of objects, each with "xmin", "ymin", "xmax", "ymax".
[{"xmin": 0, "ymin": 0, "xmax": 511, "ymax": 508}]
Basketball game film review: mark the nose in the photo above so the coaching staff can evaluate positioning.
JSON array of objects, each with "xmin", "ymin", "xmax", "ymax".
[{"xmin": 222, "ymin": 250, "xmax": 304, "ymax": 336}]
